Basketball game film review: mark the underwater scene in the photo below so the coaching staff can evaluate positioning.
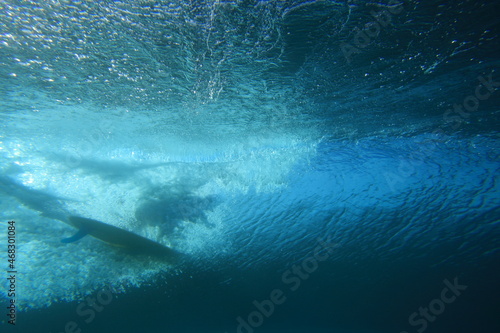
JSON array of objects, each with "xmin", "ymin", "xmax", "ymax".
[{"xmin": 0, "ymin": 0, "xmax": 498, "ymax": 332}]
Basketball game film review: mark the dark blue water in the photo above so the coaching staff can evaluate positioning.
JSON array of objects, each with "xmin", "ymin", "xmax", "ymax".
[{"xmin": 0, "ymin": 1, "xmax": 499, "ymax": 333}]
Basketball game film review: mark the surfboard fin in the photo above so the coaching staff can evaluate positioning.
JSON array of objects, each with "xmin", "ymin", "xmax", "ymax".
[{"xmin": 61, "ymin": 228, "xmax": 89, "ymax": 243}]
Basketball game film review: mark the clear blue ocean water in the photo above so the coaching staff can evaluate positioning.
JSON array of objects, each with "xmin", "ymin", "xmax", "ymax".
[{"xmin": 0, "ymin": 1, "xmax": 498, "ymax": 333}]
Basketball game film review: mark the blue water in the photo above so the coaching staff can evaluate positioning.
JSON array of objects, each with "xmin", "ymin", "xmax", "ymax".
[{"xmin": 0, "ymin": 0, "xmax": 499, "ymax": 332}]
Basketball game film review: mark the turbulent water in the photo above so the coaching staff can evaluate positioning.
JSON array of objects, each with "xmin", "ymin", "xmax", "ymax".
[{"xmin": 0, "ymin": 1, "xmax": 498, "ymax": 332}]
